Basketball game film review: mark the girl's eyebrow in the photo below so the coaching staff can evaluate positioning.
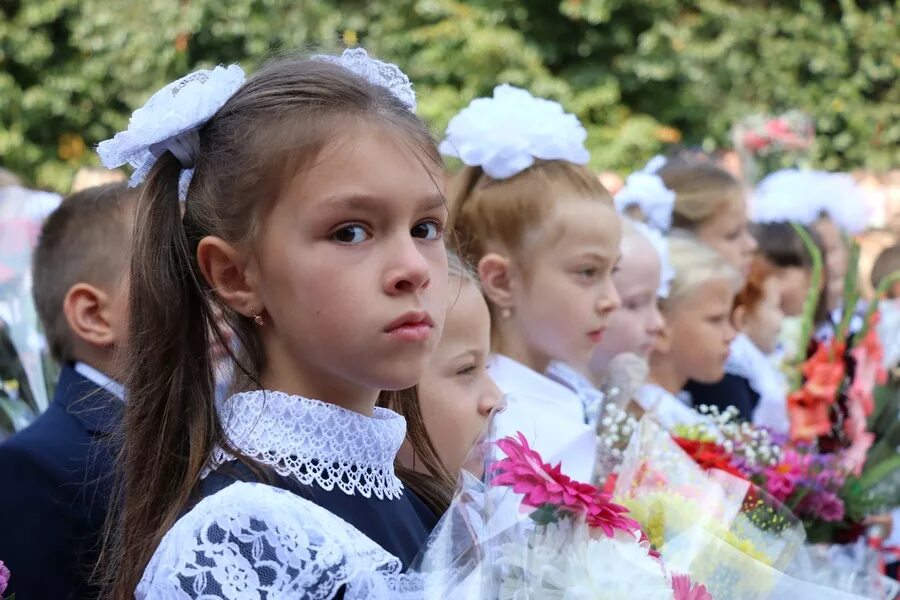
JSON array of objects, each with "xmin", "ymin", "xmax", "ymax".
[{"xmin": 320, "ymin": 192, "xmax": 446, "ymax": 212}]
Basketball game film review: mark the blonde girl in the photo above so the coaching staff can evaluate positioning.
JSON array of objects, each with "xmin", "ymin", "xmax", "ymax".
[
  {"xmin": 443, "ymin": 85, "xmax": 621, "ymax": 480},
  {"xmin": 639, "ymin": 236, "xmax": 742, "ymax": 429}
]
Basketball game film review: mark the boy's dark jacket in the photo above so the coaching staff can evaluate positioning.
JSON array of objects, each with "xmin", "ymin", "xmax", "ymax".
[{"xmin": 0, "ymin": 364, "xmax": 121, "ymax": 599}]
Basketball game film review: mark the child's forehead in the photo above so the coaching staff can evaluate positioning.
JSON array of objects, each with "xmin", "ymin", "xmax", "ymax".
[{"xmin": 525, "ymin": 200, "xmax": 620, "ymax": 254}]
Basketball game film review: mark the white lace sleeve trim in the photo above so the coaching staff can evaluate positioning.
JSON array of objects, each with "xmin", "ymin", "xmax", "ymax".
[{"xmin": 137, "ymin": 482, "xmax": 409, "ymax": 600}]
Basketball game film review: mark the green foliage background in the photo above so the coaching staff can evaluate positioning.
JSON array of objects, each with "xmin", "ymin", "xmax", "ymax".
[{"xmin": 1, "ymin": 0, "xmax": 897, "ymax": 192}]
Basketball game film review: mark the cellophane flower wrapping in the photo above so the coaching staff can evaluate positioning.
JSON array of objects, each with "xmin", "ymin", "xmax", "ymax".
[
  {"xmin": 614, "ymin": 417, "xmax": 812, "ymax": 597},
  {"xmin": 0, "ymin": 186, "xmax": 61, "ymax": 437},
  {"xmin": 407, "ymin": 429, "xmax": 707, "ymax": 599}
]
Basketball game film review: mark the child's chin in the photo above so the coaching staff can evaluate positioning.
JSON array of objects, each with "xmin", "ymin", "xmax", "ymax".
[{"xmin": 696, "ymin": 369, "xmax": 726, "ymax": 384}]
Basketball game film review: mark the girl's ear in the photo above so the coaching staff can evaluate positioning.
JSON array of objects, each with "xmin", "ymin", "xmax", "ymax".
[
  {"xmin": 196, "ymin": 235, "xmax": 262, "ymax": 319},
  {"xmin": 478, "ymin": 253, "xmax": 515, "ymax": 311}
]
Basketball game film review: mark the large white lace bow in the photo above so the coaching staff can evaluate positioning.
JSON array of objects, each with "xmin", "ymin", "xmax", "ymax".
[
  {"xmin": 97, "ymin": 65, "xmax": 246, "ymax": 200},
  {"xmin": 97, "ymin": 48, "xmax": 417, "ymax": 201},
  {"xmin": 614, "ymin": 155, "xmax": 675, "ymax": 233},
  {"xmin": 204, "ymin": 390, "xmax": 406, "ymax": 500},
  {"xmin": 313, "ymin": 47, "xmax": 417, "ymax": 112},
  {"xmin": 439, "ymin": 84, "xmax": 590, "ymax": 180},
  {"xmin": 752, "ymin": 168, "xmax": 867, "ymax": 234},
  {"xmin": 137, "ymin": 482, "xmax": 412, "ymax": 599}
]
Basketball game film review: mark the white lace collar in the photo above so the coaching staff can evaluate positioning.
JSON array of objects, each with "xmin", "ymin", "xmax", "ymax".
[{"xmin": 203, "ymin": 390, "xmax": 406, "ymax": 500}]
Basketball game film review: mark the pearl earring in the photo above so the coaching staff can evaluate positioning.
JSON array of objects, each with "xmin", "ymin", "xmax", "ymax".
[{"xmin": 501, "ymin": 307, "xmax": 512, "ymax": 319}]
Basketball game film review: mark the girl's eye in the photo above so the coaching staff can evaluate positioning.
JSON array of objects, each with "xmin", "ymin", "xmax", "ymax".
[
  {"xmin": 412, "ymin": 220, "xmax": 443, "ymax": 240},
  {"xmin": 331, "ymin": 224, "xmax": 370, "ymax": 244},
  {"xmin": 577, "ymin": 268, "xmax": 598, "ymax": 279},
  {"xmin": 457, "ymin": 364, "xmax": 477, "ymax": 376}
]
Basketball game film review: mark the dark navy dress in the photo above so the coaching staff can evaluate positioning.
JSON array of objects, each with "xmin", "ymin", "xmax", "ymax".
[{"xmin": 192, "ymin": 460, "xmax": 438, "ymax": 570}]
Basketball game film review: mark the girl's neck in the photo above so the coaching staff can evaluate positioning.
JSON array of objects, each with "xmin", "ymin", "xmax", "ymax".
[
  {"xmin": 260, "ymin": 346, "xmax": 379, "ymax": 416},
  {"xmin": 647, "ymin": 354, "xmax": 687, "ymax": 396},
  {"xmin": 493, "ymin": 320, "xmax": 551, "ymax": 374}
]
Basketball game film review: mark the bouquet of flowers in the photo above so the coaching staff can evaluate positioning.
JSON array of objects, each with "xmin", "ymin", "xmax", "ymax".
[
  {"xmin": 732, "ymin": 110, "xmax": 815, "ymax": 182},
  {"xmin": 614, "ymin": 418, "xmax": 897, "ymax": 599},
  {"xmin": 411, "ymin": 432, "xmax": 712, "ymax": 599},
  {"xmin": 779, "ymin": 226, "xmax": 900, "ymax": 542},
  {"xmin": 672, "ymin": 406, "xmax": 875, "ymax": 545}
]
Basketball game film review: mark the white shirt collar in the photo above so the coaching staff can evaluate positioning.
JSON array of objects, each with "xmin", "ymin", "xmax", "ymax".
[{"xmin": 74, "ymin": 361, "xmax": 125, "ymax": 400}]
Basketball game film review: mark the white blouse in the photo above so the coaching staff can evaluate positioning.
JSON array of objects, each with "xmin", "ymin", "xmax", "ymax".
[{"xmin": 490, "ymin": 354, "xmax": 596, "ymax": 481}]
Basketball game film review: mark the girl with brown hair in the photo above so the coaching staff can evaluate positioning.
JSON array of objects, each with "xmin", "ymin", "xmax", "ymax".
[{"xmin": 96, "ymin": 50, "xmax": 451, "ymax": 599}]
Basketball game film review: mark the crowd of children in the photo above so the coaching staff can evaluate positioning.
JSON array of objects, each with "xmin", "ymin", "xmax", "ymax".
[{"xmin": 0, "ymin": 48, "xmax": 897, "ymax": 599}]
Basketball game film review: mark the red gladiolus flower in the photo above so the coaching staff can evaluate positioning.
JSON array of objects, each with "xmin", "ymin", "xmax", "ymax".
[
  {"xmin": 787, "ymin": 388, "xmax": 833, "ymax": 441},
  {"xmin": 673, "ymin": 437, "xmax": 744, "ymax": 478},
  {"xmin": 801, "ymin": 342, "xmax": 845, "ymax": 402}
]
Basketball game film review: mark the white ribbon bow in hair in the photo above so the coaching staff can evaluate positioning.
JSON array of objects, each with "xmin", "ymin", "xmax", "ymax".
[
  {"xmin": 98, "ymin": 65, "xmax": 246, "ymax": 201},
  {"xmin": 753, "ymin": 168, "xmax": 868, "ymax": 234},
  {"xmin": 97, "ymin": 49, "xmax": 417, "ymax": 201},
  {"xmin": 439, "ymin": 84, "xmax": 590, "ymax": 180},
  {"xmin": 313, "ymin": 48, "xmax": 417, "ymax": 112},
  {"xmin": 614, "ymin": 155, "xmax": 675, "ymax": 233}
]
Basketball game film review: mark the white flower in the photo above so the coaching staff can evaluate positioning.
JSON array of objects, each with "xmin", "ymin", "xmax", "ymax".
[
  {"xmin": 98, "ymin": 64, "xmax": 246, "ymax": 195},
  {"xmin": 562, "ymin": 535, "xmax": 672, "ymax": 599},
  {"xmin": 496, "ymin": 521, "xmax": 672, "ymax": 600},
  {"xmin": 439, "ymin": 84, "xmax": 590, "ymax": 180}
]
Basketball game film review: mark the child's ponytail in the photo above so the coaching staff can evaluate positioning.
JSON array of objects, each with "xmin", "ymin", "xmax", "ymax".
[{"xmin": 102, "ymin": 153, "xmax": 221, "ymax": 598}]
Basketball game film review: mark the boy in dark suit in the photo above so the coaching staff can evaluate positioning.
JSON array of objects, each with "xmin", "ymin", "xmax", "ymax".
[{"xmin": 0, "ymin": 182, "xmax": 136, "ymax": 599}]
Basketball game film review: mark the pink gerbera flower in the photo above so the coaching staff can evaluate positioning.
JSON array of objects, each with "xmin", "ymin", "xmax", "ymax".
[
  {"xmin": 585, "ymin": 492, "xmax": 642, "ymax": 539},
  {"xmin": 671, "ymin": 573, "xmax": 713, "ymax": 600},
  {"xmin": 492, "ymin": 433, "xmax": 644, "ymax": 539},
  {"xmin": 0, "ymin": 559, "xmax": 10, "ymax": 596},
  {"xmin": 492, "ymin": 432, "xmax": 596, "ymax": 514}
]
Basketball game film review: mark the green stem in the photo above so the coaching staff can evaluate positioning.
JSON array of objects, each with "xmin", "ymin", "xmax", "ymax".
[
  {"xmin": 789, "ymin": 223, "xmax": 824, "ymax": 391},
  {"xmin": 833, "ymin": 239, "xmax": 860, "ymax": 352},
  {"xmin": 855, "ymin": 269, "xmax": 900, "ymax": 343}
]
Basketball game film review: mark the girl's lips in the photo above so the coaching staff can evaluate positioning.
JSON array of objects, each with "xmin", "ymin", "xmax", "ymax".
[
  {"xmin": 588, "ymin": 330, "xmax": 605, "ymax": 343},
  {"xmin": 386, "ymin": 322, "xmax": 433, "ymax": 343},
  {"xmin": 384, "ymin": 310, "xmax": 435, "ymax": 343}
]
